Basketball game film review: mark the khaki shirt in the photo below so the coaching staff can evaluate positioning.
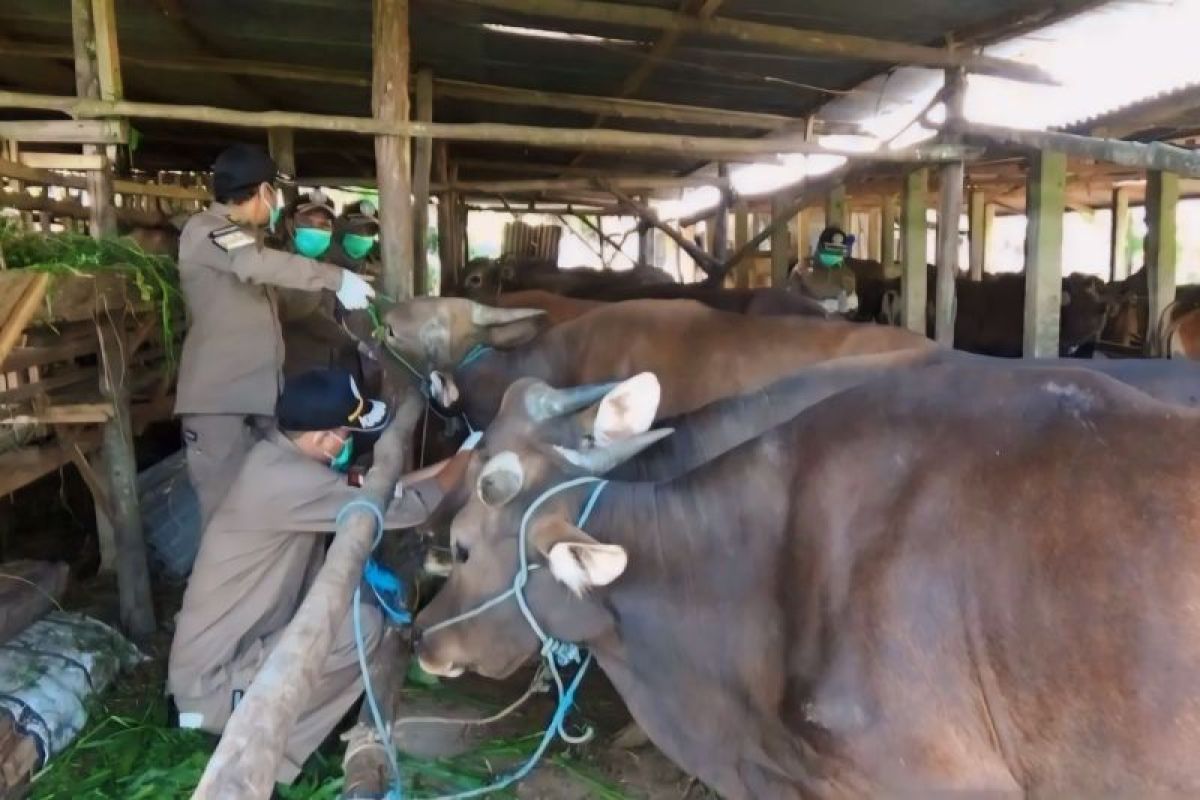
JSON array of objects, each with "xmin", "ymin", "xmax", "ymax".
[
  {"xmin": 174, "ymin": 203, "xmax": 345, "ymax": 415},
  {"xmin": 167, "ymin": 430, "xmax": 441, "ymax": 702}
]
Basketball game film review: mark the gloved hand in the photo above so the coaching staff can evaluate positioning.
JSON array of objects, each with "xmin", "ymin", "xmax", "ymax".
[{"xmin": 336, "ymin": 270, "xmax": 375, "ymax": 310}]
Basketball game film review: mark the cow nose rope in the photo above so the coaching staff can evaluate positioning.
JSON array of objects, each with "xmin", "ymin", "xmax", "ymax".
[{"xmin": 393, "ymin": 476, "xmax": 610, "ymax": 799}]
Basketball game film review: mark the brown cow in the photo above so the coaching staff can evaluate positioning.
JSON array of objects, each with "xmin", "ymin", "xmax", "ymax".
[
  {"xmin": 382, "ymin": 298, "xmax": 935, "ymax": 427},
  {"xmin": 417, "ymin": 366, "xmax": 1200, "ymax": 797}
]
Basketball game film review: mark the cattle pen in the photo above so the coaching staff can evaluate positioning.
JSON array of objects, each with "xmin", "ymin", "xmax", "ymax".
[{"xmin": 0, "ymin": 1, "xmax": 1199, "ymax": 798}]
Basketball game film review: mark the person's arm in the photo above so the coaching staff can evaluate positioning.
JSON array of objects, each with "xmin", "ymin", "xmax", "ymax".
[{"xmin": 228, "ymin": 243, "xmax": 345, "ymax": 293}]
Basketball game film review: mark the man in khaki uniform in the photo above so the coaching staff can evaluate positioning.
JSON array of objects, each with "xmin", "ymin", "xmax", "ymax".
[
  {"xmin": 175, "ymin": 144, "xmax": 376, "ymax": 526},
  {"xmin": 168, "ymin": 369, "xmax": 466, "ymax": 783}
]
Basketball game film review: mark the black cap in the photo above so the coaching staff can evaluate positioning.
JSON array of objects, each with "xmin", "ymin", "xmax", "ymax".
[
  {"xmin": 212, "ymin": 144, "xmax": 283, "ymax": 201},
  {"xmin": 277, "ymin": 368, "xmax": 390, "ymax": 433},
  {"xmin": 817, "ymin": 226, "xmax": 850, "ymax": 251}
]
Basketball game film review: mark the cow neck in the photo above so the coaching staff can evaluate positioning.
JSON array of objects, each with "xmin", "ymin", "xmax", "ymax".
[{"xmin": 452, "ymin": 342, "xmax": 558, "ymax": 428}]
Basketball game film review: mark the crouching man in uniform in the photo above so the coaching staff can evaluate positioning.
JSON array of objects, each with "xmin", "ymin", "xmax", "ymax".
[{"xmin": 167, "ymin": 368, "xmax": 466, "ymax": 784}]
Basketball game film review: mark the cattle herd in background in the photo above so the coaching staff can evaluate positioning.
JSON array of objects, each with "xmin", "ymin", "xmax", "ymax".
[{"xmin": 355, "ymin": 239, "xmax": 1200, "ymax": 797}]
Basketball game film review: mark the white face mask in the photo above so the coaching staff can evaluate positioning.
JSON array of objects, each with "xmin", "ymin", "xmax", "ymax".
[{"xmin": 260, "ymin": 184, "xmax": 283, "ymax": 231}]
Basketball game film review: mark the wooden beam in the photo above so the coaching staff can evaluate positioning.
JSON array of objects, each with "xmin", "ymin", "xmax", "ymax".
[
  {"xmin": 453, "ymin": 0, "xmax": 1055, "ymax": 83},
  {"xmin": 968, "ymin": 189, "xmax": 988, "ymax": 281},
  {"xmin": 192, "ymin": 393, "xmax": 412, "ymax": 800},
  {"xmin": 0, "ymin": 119, "xmax": 126, "ymax": 144},
  {"xmin": 0, "ymin": 189, "xmax": 169, "ymax": 227},
  {"xmin": 71, "ymin": 0, "xmax": 116, "ymax": 238},
  {"xmin": 0, "ymin": 90, "xmax": 978, "ymax": 163},
  {"xmin": 18, "ymin": 152, "xmax": 106, "ymax": 171},
  {"xmin": 267, "ymin": 128, "xmax": 297, "ymax": 204},
  {"xmin": 1109, "ymin": 186, "xmax": 1130, "ymax": 283},
  {"xmin": 436, "ymin": 77, "xmax": 797, "ymax": 132},
  {"xmin": 0, "ymin": 156, "xmax": 208, "ymax": 199},
  {"xmin": 373, "ymin": 0, "xmax": 413, "ymax": 299},
  {"xmin": 0, "ymin": 273, "xmax": 50, "ymax": 367},
  {"xmin": 1145, "ymin": 170, "xmax": 1179, "ymax": 345},
  {"xmin": 0, "ymin": 430, "xmax": 102, "ymax": 498},
  {"xmin": 434, "ymin": 175, "xmax": 731, "ymax": 194},
  {"xmin": 866, "ymin": 206, "xmax": 882, "ymax": 261},
  {"xmin": 412, "ymin": 68, "xmax": 434, "ymax": 297},
  {"xmin": 880, "ymin": 196, "xmax": 896, "ymax": 268},
  {"xmin": 770, "ymin": 191, "xmax": 791, "ymax": 288},
  {"xmin": 606, "ymin": 184, "xmax": 720, "ymax": 274},
  {"xmin": 901, "ymin": 169, "xmax": 928, "ymax": 336},
  {"xmin": 574, "ymin": 212, "xmax": 636, "ymax": 267},
  {"xmin": 1022, "ymin": 150, "xmax": 1066, "ymax": 359},
  {"xmin": 434, "ymin": 144, "xmax": 462, "ymax": 292},
  {"xmin": 962, "ymin": 122, "xmax": 1200, "ymax": 177},
  {"xmin": 90, "ymin": 0, "xmax": 122, "ymax": 102}
]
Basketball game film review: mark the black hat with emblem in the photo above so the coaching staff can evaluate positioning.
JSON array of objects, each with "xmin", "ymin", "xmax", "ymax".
[
  {"xmin": 212, "ymin": 144, "xmax": 286, "ymax": 201},
  {"xmin": 276, "ymin": 368, "xmax": 390, "ymax": 433}
]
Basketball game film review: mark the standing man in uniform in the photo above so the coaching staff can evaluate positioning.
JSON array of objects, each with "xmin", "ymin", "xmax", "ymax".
[
  {"xmin": 175, "ymin": 144, "xmax": 377, "ymax": 527},
  {"xmin": 168, "ymin": 369, "xmax": 468, "ymax": 783}
]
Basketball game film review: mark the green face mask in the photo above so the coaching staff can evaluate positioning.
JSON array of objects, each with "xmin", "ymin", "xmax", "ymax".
[
  {"xmin": 817, "ymin": 251, "xmax": 845, "ymax": 268},
  {"xmin": 342, "ymin": 233, "xmax": 377, "ymax": 260},
  {"xmin": 294, "ymin": 227, "xmax": 333, "ymax": 258},
  {"xmin": 330, "ymin": 436, "xmax": 354, "ymax": 472}
]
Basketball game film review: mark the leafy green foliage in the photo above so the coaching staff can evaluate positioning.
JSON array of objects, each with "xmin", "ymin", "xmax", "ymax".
[{"xmin": 0, "ymin": 223, "xmax": 183, "ymax": 365}]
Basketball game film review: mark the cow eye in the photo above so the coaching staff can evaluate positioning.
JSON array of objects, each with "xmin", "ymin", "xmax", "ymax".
[
  {"xmin": 467, "ymin": 274, "xmax": 482, "ymax": 287},
  {"xmin": 453, "ymin": 542, "xmax": 469, "ymax": 564}
]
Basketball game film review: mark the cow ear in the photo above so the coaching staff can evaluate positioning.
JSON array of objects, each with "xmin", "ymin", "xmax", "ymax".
[
  {"xmin": 476, "ymin": 451, "xmax": 524, "ymax": 507},
  {"xmin": 1061, "ymin": 291, "xmax": 1072, "ymax": 308},
  {"xmin": 531, "ymin": 518, "xmax": 627, "ymax": 596},
  {"xmin": 592, "ymin": 372, "xmax": 660, "ymax": 446}
]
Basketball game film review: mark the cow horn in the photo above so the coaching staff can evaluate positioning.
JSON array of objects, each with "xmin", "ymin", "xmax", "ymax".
[
  {"xmin": 525, "ymin": 381, "xmax": 619, "ymax": 422},
  {"xmin": 553, "ymin": 428, "xmax": 674, "ymax": 474},
  {"xmin": 469, "ymin": 302, "xmax": 546, "ymax": 328}
]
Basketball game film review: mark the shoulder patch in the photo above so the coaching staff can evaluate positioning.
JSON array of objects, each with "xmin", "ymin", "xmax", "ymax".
[{"xmin": 209, "ymin": 224, "xmax": 256, "ymax": 253}]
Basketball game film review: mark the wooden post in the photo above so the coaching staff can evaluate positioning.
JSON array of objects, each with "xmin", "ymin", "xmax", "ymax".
[
  {"xmin": 96, "ymin": 318, "xmax": 155, "ymax": 639},
  {"xmin": 712, "ymin": 163, "xmax": 730, "ymax": 260},
  {"xmin": 867, "ymin": 206, "xmax": 882, "ymax": 261},
  {"xmin": 968, "ymin": 189, "xmax": 988, "ymax": 281},
  {"xmin": 1145, "ymin": 170, "xmax": 1179, "ymax": 343},
  {"xmin": 901, "ymin": 169, "xmax": 928, "ymax": 336},
  {"xmin": 733, "ymin": 197, "xmax": 750, "ymax": 289},
  {"xmin": 771, "ymin": 191, "xmax": 791, "ymax": 287},
  {"xmin": 881, "ymin": 196, "xmax": 896, "ymax": 268},
  {"xmin": 824, "ymin": 184, "xmax": 846, "ymax": 229},
  {"xmin": 1022, "ymin": 150, "xmax": 1066, "ymax": 359},
  {"xmin": 412, "ymin": 67, "xmax": 434, "ymax": 296},
  {"xmin": 267, "ymin": 128, "xmax": 297, "ymax": 204},
  {"xmin": 71, "ymin": 0, "xmax": 117, "ymax": 238},
  {"xmin": 373, "ymin": 0, "xmax": 413, "ymax": 299},
  {"xmin": 934, "ymin": 67, "xmax": 966, "ymax": 346},
  {"xmin": 1109, "ymin": 186, "xmax": 1131, "ymax": 283},
  {"xmin": 637, "ymin": 220, "xmax": 652, "ymax": 267},
  {"xmin": 434, "ymin": 143, "xmax": 461, "ymax": 294}
]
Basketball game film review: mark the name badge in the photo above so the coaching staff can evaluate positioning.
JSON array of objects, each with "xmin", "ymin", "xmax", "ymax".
[{"xmin": 210, "ymin": 225, "xmax": 255, "ymax": 252}]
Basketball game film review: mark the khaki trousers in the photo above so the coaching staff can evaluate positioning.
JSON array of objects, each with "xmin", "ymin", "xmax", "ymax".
[
  {"xmin": 174, "ymin": 603, "xmax": 383, "ymax": 784},
  {"xmin": 181, "ymin": 414, "xmax": 269, "ymax": 529}
]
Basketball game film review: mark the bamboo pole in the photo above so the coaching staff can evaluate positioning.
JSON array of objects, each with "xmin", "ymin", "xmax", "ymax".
[
  {"xmin": 192, "ymin": 396, "xmax": 413, "ymax": 800},
  {"xmin": 412, "ymin": 68, "xmax": 434, "ymax": 296},
  {"xmin": 962, "ymin": 121, "xmax": 1200, "ymax": 177},
  {"xmin": 452, "ymin": 0, "xmax": 1055, "ymax": 83},
  {"xmin": 0, "ymin": 89, "xmax": 976, "ymax": 163},
  {"xmin": 373, "ymin": 0, "xmax": 413, "ymax": 299}
]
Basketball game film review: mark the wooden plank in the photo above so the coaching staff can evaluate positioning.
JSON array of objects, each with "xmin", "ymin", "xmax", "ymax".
[
  {"xmin": 901, "ymin": 169, "xmax": 928, "ymax": 336},
  {"xmin": 0, "ymin": 273, "xmax": 38, "ymax": 337},
  {"xmin": 0, "ymin": 430, "xmax": 102, "ymax": 497},
  {"xmin": 412, "ymin": 68, "xmax": 434, "ymax": 297},
  {"xmin": 0, "ymin": 120, "xmax": 127, "ymax": 144},
  {"xmin": 96, "ymin": 318, "xmax": 155, "ymax": 638},
  {"xmin": 1022, "ymin": 151, "xmax": 1066, "ymax": 359},
  {"xmin": 968, "ymin": 189, "xmax": 987, "ymax": 281},
  {"xmin": 1, "ymin": 402, "xmax": 113, "ymax": 425},
  {"xmin": 1109, "ymin": 186, "xmax": 1130, "ymax": 283},
  {"xmin": 373, "ymin": 0, "xmax": 413, "ymax": 300},
  {"xmin": 0, "ymin": 367, "xmax": 99, "ymax": 406},
  {"xmin": 71, "ymin": 0, "xmax": 117, "ymax": 239},
  {"xmin": 0, "ymin": 273, "xmax": 49, "ymax": 368},
  {"xmin": 770, "ymin": 191, "xmax": 791, "ymax": 288},
  {"xmin": 1145, "ymin": 170, "xmax": 1179, "ymax": 345},
  {"xmin": 18, "ymin": 152, "xmax": 106, "ymax": 171},
  {"xmin": 880, "ymin": 196, "xmax": 896, "ymax": 267},
  {"xmin": 0, "ymin": 157, "xmax": 208, "ymax": 200},
  {"xmin": 0, "ymin": 90, "xmax": 977, "ymax": 163},
  {"xmin": 452, "ymin": 0, "xmax": 1056, "ymax": 83},
  {"xmin": 733, "ymin": 199, "xmax": 750, "ymax": 289},
  {"xmin": 90, "ymin": 0, "xmax": 123, "ymax": 102}
]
